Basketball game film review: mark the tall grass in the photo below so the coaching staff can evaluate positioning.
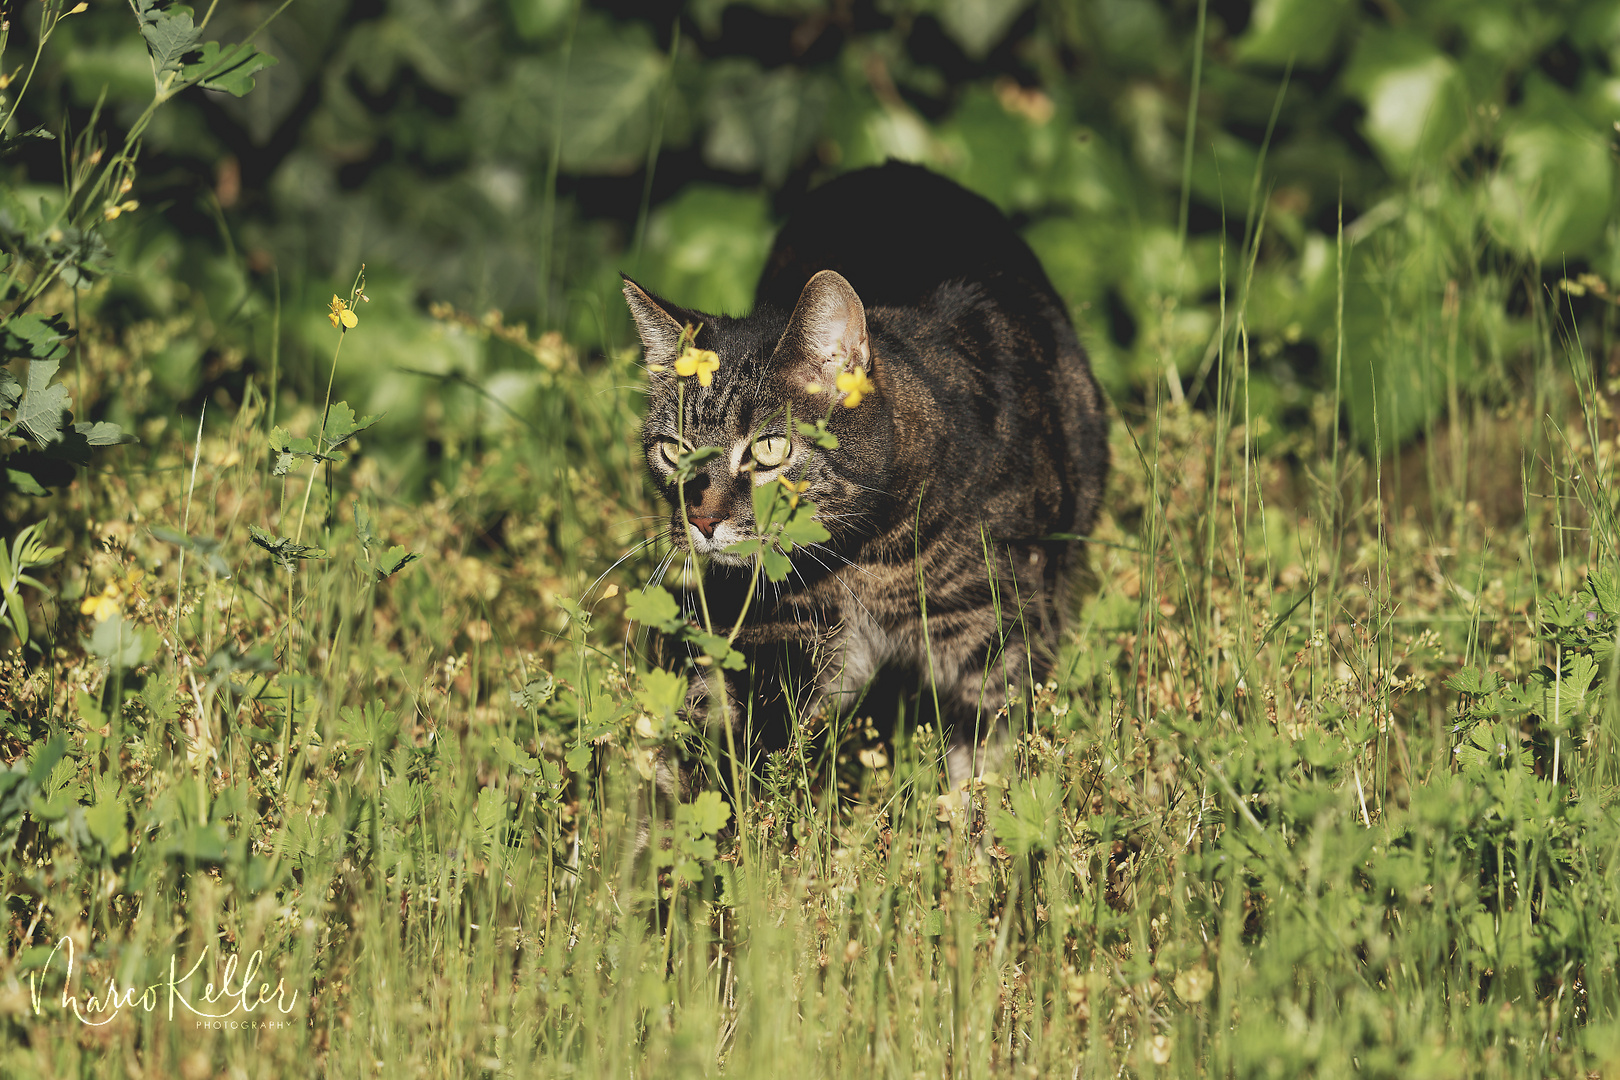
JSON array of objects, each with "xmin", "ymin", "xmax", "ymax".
[{"xmin": 4, "ymin": 169, "xmax": 1620, "ymax": 1080}]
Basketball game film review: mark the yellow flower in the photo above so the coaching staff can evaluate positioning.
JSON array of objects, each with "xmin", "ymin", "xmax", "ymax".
[
  {"xmin": 673, "ymin": 346, "xmax": 720, "ymax": 387},
  {"xmin": 836, "ymin": 367, "xmax": 874, "ymax": 408},
  {"xmin": 81, "ymin": 584, "xmax": 121, "ymax": 623},
  {"xmin": 120, "ymin": 567, "xmax": 149, "ymax": 604},
  {"xmin": 778, "ymin": 475, "xmax": 810, "ymax": 507},
  {"xmin": 328, "ymin": 294, "xmax": 359, "ymax": 331}
]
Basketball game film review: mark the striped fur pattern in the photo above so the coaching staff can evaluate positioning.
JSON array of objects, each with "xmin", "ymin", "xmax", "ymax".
[{"xmin": 625, "ymin": 162, "xmax": 1109, "ymax": 784}]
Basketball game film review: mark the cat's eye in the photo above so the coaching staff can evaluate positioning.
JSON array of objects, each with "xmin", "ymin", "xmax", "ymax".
[
  {"xmin": 658, "ymin": 439, "xmax": 684, "ymax": 465},
  {"xmin": 751, "ymin": 436, "xmax": 790, "ymax": 468}
]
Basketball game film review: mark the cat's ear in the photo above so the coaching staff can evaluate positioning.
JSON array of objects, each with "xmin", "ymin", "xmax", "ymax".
[
  {"xmin": 773, "ymin": 270, "xmax": 870, "ymax": 390},
  {"xmin": 622, "ymin": 276, "xmax": 686, "ymax": 369}
]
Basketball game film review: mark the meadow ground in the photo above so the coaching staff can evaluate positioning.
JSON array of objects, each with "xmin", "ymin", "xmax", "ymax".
[{"xmin": 3, "ymin": 249, "xmax": 1620, "ymax": 1079}]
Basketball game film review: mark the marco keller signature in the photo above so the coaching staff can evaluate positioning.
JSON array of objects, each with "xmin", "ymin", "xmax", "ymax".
[{"xmin": 27, "ymin": 936, "xmax": 299, "ymax": 1026}]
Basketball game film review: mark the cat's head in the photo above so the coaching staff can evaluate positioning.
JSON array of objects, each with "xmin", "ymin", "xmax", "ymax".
[{"xmin": 624, "ymin": 269, "xmax": 889, "ymax": 568}]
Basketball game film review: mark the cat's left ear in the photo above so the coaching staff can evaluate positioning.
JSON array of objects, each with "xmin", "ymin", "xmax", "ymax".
[{"xmin": 773, "ymin": 269, "xmax": 870, "ymax": 392}]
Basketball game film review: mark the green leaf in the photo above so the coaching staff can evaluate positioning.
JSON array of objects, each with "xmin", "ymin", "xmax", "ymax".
[
  {"xmin": 375, "ymin": 545, "xmax": 420, "ymax": 579},
  {"xmin": 933, "ymin": 0, "xmax": 1031, "ymax": 60},
  {"xmin": 1487, "ymin": 119, "xmax": 1613, "ymax": 261},
  {"xmin": 564, "ymin": 743, "xmax": 592, "ymax": 773},
  {"xmin": 636, "ymin": 667, "xmax": 688, "ymax": 722},
  {"xmin": 353, "ymin": 501, "xmax": 377, "ymax": 550},
  {"xmin": 140, "ymin": 673, "xmax": 182, "ymax": 722},
  {"xmin": 182, "ymin": 40, "xmax": 278, "ymax": 97},
  {"xmin": 1341, "ymin": 30, "xmax": 1469, "ymax": 176},
  {"xmin": 74, "ymin": 421, "xmax": 136, "ymax": 447},
  {"xmin": 625, "ymin": 585, "xmax": 683, "ymax": 632},
  {"xmin": 1444, "ymin": 668, "xmax": 1502, "ymax": 695},
  {"xmin": 475, "ymin": 785, "xmax": 509, "ymax": 832},
  {"xmin": 795, "ymin": 419, "xmax": 839, "ymax": 450},
  {"xmin": 322, "ymin": 401, "xmax": 382, "ymax": 452},
  {"xmin": 1235, "ymin": 0, "xmax": 1351, "ymax": 67},
  {"xmin": 85, "ymin": 790, "xmax": 129, "ymax": 857},
  {"xmin": 682, "ymin": 789, "xmax": 731, "ymax": 836},
  {"xmin": 248, "ymin": 524, "xmax": 327, "ymax": 571},
  {"xmin": 1, "ymin": 313, "xmax": 72, "ymax": 363},
  {"xmin": 15, "ymin": 360, "xmax": 72, "ymax": 447},
  {"xmin": 780, "ymin": 503, "xmax": 831, "ymax": 548},
  {"xmin": 494, "ymin": 735, "xmax": 539, "ymax": 774},
  {"xmin": 760, "ymin": 545, "xmax": 793, "ymax": 582},
  {"xmin": 4, "ymin": 468, "xmax": 50, "ymax": 497},
  {"xmin": 703, "ymin": 60, "xmax": 831, "ymax": 187},
  {"xmin": 134, "ymin": 0, "xmax": 202, "ymax": 82},
  {"xmin": 672, "ymin": 445, "xmax": 722, "ymax": 485},
  {"xmin": 0, "ymin": 368, "xmax": 18, "ymax": 410},
  {"xmin": 151, "ymin": 526, "xmax": 231, "ymax": 577},
  {"xmin": 510, "ymin": 674, "xmax": 556, "ymax": 710},
  {"xmin": 86, "ymin": 616, "xmax": 155, "ymax": 670}
]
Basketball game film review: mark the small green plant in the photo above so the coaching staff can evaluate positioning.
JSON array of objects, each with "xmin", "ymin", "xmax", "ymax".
[
  {"xmin": 0, "ymin": 0, "xmax": 280, "ymax": 495},
  {"xmin": 0, "ymin": 522, "xmax": 62, "ymax": 647}
]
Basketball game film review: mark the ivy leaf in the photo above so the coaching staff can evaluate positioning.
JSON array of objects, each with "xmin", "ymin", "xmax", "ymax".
[{"xmin": 182, "ymin": 40, "xmax": 278, "ymax": 97}]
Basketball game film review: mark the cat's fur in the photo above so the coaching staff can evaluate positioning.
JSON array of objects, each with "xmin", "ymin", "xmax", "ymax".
[{"xmin": 625, "ymin": 161, "xmax": 1108, "ymax": 784}]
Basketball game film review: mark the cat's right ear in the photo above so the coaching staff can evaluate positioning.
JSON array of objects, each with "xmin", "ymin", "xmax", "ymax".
[{"xmin": 622, "ymin": 276, "xmax": 685, "ymax": 370}]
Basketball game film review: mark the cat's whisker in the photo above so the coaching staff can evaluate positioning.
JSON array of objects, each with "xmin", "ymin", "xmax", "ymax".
[
  {"xmin": 586, "ymin": 537, "xmax": 659, "ymax": 601},
  {"xmin": 792, "ymin": 546, "xmax": 880, "ymax": 628},
  {"xmin": 804, "ymin": 542, "xmax": 872, "ymax": 578}
]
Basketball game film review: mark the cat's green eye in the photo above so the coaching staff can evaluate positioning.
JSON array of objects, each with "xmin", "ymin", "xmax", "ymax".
[
  {"xmin": 751, "ymin": 436, "xmax": 790, "ymax": 468},
  {"xmin": 658, "ymin": 440, "xmax": 683, "ymax": 465}
]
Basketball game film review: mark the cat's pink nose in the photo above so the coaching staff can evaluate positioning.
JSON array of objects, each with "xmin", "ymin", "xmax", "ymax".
[{"xmin": 687, "ymin": 512, "xmax": 723, "ymax": 538}]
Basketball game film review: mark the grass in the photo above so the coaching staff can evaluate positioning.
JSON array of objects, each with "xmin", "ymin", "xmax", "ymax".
[{"xmin": 3, "ymin": 223, "xmax": 1620, "ymax": 1080}]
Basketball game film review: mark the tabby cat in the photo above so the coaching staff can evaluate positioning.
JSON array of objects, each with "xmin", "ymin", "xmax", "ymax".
[{"xmin": 624, "ymin": 161, "xmax": 1108, "ymax": 785}]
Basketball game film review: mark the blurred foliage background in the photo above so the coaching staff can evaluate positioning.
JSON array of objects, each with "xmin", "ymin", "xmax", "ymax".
[{"xmin": 6, "ymin": 0, "xmax": 1620, "ymax": 472}]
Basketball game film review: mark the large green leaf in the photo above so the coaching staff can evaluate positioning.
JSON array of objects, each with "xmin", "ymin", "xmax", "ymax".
[
  {"xmin": 703, "ymin": 60, "xmax": 831, "ymax": 187},
  {"xmin": 14, "ymin": 360, "xmax": 71, "ymax": 447},
  {"xmin": 1342, "ymin": 30, "xmax": 1470, "ymax": 176},
  {"xmin": 1487, "ymin": 119, "xmax": 1613, "ymax": 262},
  {"xmin": 1236, "ymin": 0, "xmax": 1352, "ymax": 67}
]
